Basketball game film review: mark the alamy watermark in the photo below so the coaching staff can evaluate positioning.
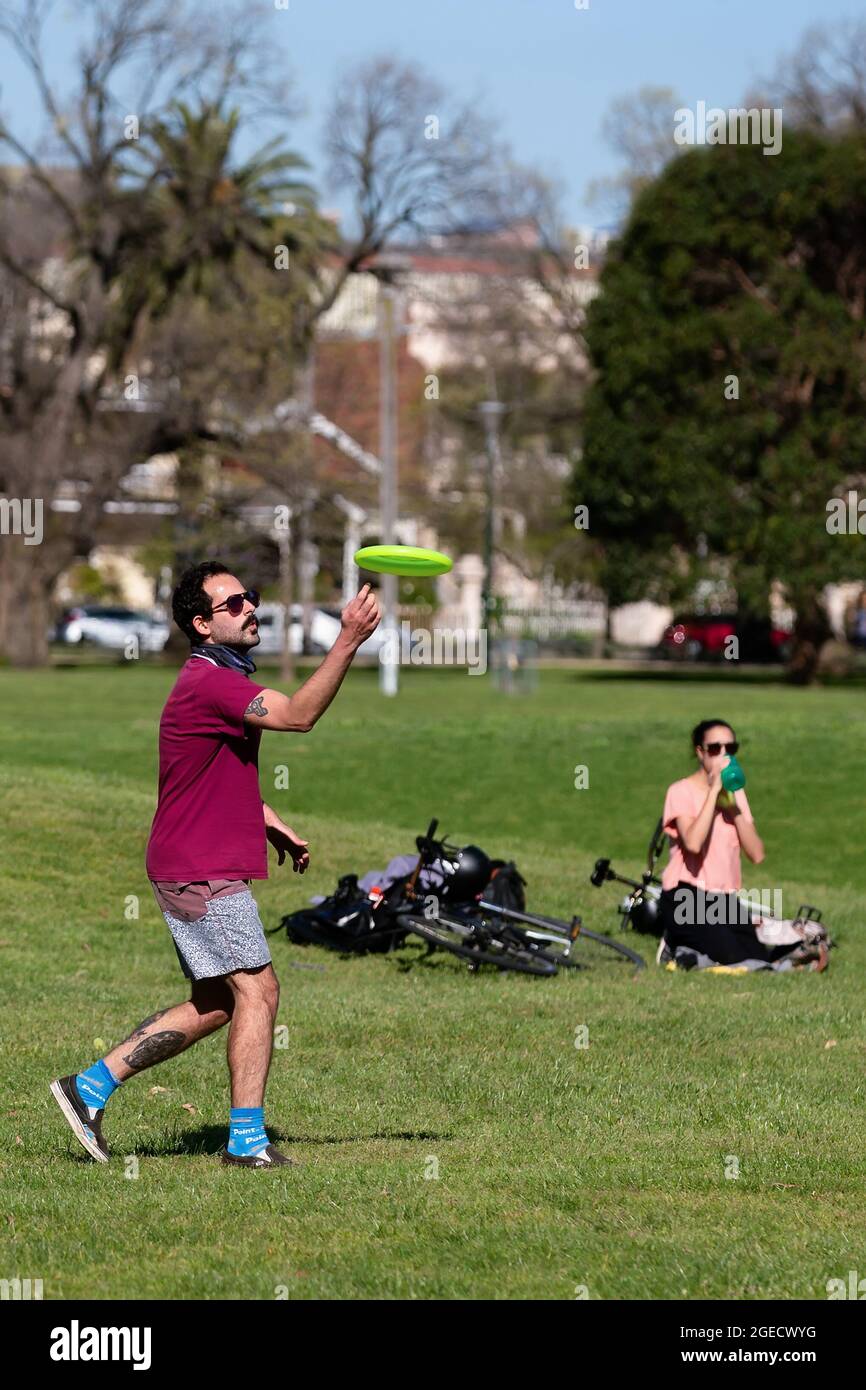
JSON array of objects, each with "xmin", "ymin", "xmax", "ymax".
[
  {"xmin": 379, "ymin": 622, "xmax": 487, "ymax": 675},
  {"xmin": 826, "ymin": 490, "xmax": 866, "ymax": 534},
  {"xmin": 1, "ymin": 1276, "xmax": 43, "ymax": 1299},
  {"xmin": 674, "ymin": 102, "xmax": 783, "ymax": 157},
  {"xmin": 673, "ymin": 886, "xmax": 783, "ymax": 926},
  {"xmin": 0, "ymin": 497, "xmax": 43, "ymax": 545},
  {"xmin": 49, "ymin": 1321, "xmax": 151, "ymax": 1369},
  {"xmin": 826, "ymin": 1270, "xmax": 866, "ymax": 1299}
]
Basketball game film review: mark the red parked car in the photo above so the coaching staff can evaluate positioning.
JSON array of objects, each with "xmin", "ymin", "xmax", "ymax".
[{"xmin": 660, "ymin": 613, "xmax": 791, "ymax": 663}]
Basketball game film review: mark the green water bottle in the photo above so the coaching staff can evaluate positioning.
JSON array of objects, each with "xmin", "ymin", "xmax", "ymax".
[
  {"xmin": 721, "ymin": 756, "xmax": 746, "ymax": 793},
  {"xmin": 719, "ymin": 756, "xmax": 746, "ymax": 808}
]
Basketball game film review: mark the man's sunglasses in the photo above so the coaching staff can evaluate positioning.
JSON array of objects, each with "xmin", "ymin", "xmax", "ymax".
[
  {"xmin": 209, "ymin": 589, "xmax": 260, "ymax": 617},
  {"xmin": 701, "ymin": 741, "xmax": 739, "ymax": 756}
]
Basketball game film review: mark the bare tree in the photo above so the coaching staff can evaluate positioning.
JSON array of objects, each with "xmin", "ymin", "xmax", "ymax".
[
  {"xmin": 0, "ymin": 0, "xmax": 312, "ymax": 664},
  {"xmin": 753, "ymin": 19, "xmax": 866, "ymax": 131},
  {"xmin": 586, "ymin": 85, "xmax": 683, "ymax": 220},
  {"xmin": 307, "ymin": 56, "xmax": 505, "ymax": 332}
]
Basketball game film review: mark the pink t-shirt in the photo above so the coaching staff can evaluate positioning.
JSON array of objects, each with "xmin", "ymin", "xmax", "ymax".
[
  {"xmin": 660, "ymin": 776, "xmax": 754, "ymax": 892},
  {"xmin": 145, "ymin": 658, "xmax": 268, "ymax": 881}
]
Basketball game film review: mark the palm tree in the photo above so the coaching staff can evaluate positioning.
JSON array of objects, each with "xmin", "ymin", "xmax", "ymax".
[
  {"xmin": 113, "ymin": 101, "xmax": 331, "ymax": 354},
  {"xmin": 0, "ymin": 96, "xmax": 331, "ymax": 664}
]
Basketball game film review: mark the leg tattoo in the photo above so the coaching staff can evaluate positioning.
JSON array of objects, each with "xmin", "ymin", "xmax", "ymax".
[
  {"xmin": 122, "ymin": 1030, "xmax": 187, "ymax": 1071},
  {"xmin": 134, "ymin": 1009, "xmax": 169, "ymax": 1035},
  {"xmin": 120, "ymin": 1009, "xmax": 169, "ymax": 1046}
]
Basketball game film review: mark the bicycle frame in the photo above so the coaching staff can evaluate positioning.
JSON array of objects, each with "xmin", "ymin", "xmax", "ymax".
[
  {"xmin": 409, "ymin": 819, "xmax": 647, "ymax": 971},
  {"xmin": 476, "ymin": 898, "xmax": 647, "ymax": 970}
]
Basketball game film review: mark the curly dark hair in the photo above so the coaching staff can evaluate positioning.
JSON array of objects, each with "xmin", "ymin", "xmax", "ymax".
[{"xmin": 172, "ymin": 560, "xmax": 232, "ymax": 642}]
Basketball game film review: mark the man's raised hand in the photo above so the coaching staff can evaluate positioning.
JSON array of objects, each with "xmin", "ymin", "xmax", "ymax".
[
  {"xmin": 341, "ymin": 583, "xmax": 381, "ymax": 648},
  {"xmin": 244, "ymin": 585, "xmax": 382, "ymax": 734}
]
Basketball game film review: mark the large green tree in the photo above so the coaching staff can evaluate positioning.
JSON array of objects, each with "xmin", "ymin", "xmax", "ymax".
[{"xmin": 575, "ymin": 126, "xmax": 866, "ymax": 680}]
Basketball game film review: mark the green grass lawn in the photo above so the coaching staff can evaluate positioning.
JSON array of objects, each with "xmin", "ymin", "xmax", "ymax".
[{"xmin": 1, "ymin": 662, "xmax": 864, "ymax": 1300}]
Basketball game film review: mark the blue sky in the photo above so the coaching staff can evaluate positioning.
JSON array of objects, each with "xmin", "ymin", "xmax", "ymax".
[{"xmin": 0, "ymin": 0, "xmax": 861, "ymax": 229}]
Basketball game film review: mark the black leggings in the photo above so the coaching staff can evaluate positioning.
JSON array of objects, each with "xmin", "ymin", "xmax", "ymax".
[{"xmin": 660, "ymin": 883, "xmax": 793, "ymax": 965}]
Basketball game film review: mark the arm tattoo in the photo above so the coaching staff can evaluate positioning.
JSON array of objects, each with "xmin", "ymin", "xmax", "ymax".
[
  {"xmin": 122, "ymin": 1030, "xmax": 187, "ymax": 1071},
  {"xmin": 246, "ymin": 695, "xmax": 269, "ymax": 718}
]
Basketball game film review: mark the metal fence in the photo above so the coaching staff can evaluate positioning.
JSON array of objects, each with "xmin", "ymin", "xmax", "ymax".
[{"xmin": 396, "ymin": 601, "xmax": 606, "ymax": 640}]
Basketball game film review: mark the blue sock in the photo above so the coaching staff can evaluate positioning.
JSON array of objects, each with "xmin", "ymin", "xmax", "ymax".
[
  {"xmin": 75, "ymin": 1058, "xmax": 122, "ymax": 1112},
  {"xmin": 227, "ymin": 1106, "xmax": 269, "ymax": 1157}
]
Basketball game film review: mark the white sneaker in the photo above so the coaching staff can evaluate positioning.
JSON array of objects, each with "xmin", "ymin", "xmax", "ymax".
[{"xmin": 655, "ymin": 937, "xmax": 673, "ymax": 966}]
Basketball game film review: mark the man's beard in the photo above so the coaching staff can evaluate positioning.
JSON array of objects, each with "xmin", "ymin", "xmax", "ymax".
[
  {"xmin": 191, "ymin": 633, "xmax": 258, "ymax": 675},
  {"xmin": 227, "ymin": 621, "xmax": 260, "ymax": 648}
]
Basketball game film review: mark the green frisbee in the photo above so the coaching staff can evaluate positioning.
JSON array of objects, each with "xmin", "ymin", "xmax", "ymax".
[{"xmin": 354, "ymin": 544, "xmax": 453, "ymax": 577}]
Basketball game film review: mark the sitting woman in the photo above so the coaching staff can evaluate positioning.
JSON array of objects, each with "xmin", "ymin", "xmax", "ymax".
[{"xmin": 658, "ymin": 719, "xmax": 826, "ymax": 970}]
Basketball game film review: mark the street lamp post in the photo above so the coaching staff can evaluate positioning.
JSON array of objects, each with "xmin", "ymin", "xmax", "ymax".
[
  {"xmin": 277, "ymin": 517, "xmax": 294, "ymax": 683},
  {"xmin": 478, "ymin": 399, "xmax": 506, "ymax": 633},
  {"xmin": 374, "ymin": 260, "xmax": 408, "ymax": 696}
]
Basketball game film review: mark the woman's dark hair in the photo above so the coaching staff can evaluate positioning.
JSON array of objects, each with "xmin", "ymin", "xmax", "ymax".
[
  {"xmin": 691, "ymin": 718, "xmax": 735, "ymax": 754},
  {"xmin": 172, "ymin": 560, "xmax": 231, "ymax": 642}
]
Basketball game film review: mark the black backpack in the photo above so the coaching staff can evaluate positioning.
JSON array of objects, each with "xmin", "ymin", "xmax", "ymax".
[
  {"xmin": 483, "ymin": 860, "xmax": 527, "ymax": 913},
  {"xmin": 274, "ymin": 873, "xmax": 407, "ymax": 955}
]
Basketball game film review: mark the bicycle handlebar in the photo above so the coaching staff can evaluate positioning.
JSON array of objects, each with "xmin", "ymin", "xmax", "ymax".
[
  {"xmin": 590, "ymin": 857, "xmax": 613, "ymax": 887},
  {"xmin": 416, "ymin": 818, "xmax": 445, "ymax": 860},
  {"xmin": 409, "ymin": 818, "xmax": 447, "ymax": 894}
]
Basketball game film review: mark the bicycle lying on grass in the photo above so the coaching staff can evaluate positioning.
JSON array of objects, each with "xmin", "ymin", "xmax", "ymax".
[
  {"xmin": 590, "ymin": 817, "xmax": 666, "ymax": 937},
  {"xmin": 276, "ymin": 820, "xmax": 647, "ymax": 975},
  {"xmin": 391, "ymin": 821, "xmax": 646, "ymax": 975}
]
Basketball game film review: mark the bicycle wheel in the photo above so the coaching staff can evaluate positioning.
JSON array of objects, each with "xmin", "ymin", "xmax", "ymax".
[
  {"xmin": 516, "ymin": 925, "xmax": 644, "ymax": 971},
  {"xmin": 403, "ymin": 911, "xmax": 557, "ymax": 976},
  {"xmin": 477, "ymin": 901, "xmax": 647, "ymax": 972},
  {"xmin": 498, "ymin": 926, "xmax": 587, "ymax": 972}
]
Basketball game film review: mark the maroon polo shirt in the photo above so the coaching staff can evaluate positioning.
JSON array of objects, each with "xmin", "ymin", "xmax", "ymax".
[{"xmin": 145, "ymin": 656, "xmax": 269, "ymax": 881}]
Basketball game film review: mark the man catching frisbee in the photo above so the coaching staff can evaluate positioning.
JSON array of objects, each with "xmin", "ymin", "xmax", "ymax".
[{"xmin": 50, "ymin": 560, "xmax": 380, "ymax": 1168}]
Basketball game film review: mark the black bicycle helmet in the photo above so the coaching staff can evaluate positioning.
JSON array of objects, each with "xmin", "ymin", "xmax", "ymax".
[
  {"xmin": 626, "ymin": 891, "xmax": 662, "ymax": 936},
  {"xmin": 441, "ymin": 844, "xmax": 492, "ymax": 903}
]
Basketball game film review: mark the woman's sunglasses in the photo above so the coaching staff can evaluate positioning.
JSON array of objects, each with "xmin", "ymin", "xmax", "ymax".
[
  {"xmin": 209, "ymin": 589, "xmax": 260, "ymax": 617},
  {"xmin": 701, "ymin": 741, "xmax": 739, "ymax": 756}
]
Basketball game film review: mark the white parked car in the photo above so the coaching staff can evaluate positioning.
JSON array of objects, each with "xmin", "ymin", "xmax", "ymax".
[
  {"xmin": 254, "ymin": 603, "xmax": 386, "ymax": 659},
  {"xmin": 55, "ymin": 605, "xmax": 170, "ymax": 653}
]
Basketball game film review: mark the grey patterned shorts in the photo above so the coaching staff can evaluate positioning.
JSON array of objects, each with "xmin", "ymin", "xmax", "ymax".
[{"xmin": 160, "ymin": 888, "xmax": 273, "ymax": 981}]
